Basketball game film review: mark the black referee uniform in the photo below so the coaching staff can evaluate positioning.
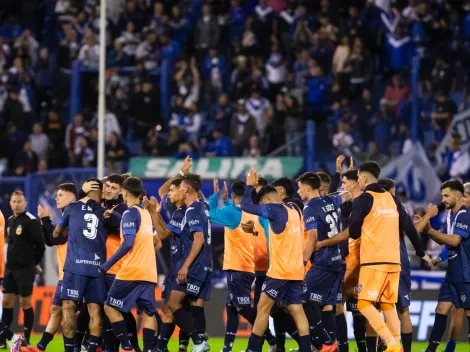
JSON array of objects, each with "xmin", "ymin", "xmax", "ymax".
[{"xmin": 4, "ymin": 211, "xmax": 45, "ymax": 297}]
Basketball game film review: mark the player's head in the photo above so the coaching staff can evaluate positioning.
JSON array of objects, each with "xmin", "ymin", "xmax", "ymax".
[
  {"xmin": 56, "ymin": 183, "xmax": 78, "ymax": 209},
  {"xmin": 10, "ymin": 190, "xmax": 27, "ymax": 215},
  {"xmin": 121, "ymin": 172, "xmax": 132, "ymax": 182},
  {"xmin": 440, "ymin": 179, "xmax": 464, "ymax": 210},
  {"xmin": 104, "ymin": 174, "xmax": 124, "ymax": 201},
  {"xmin": 122, "ymin": 176, "xmax": 146, "ymax": 203},
  {"xmin": 257, "ymin": 185, "xmax": 281, "ymax": 205},
  {"xmin": 317, "ymin": 172, "xmax": 331, "ymax": 196},
  {"xmin": 84, "ymin": 178, "xmax": 103, "ymax": 201},
  {"xmin": 357, "ymin": 161, "xmax": 381, "ymax": 191},
  {"xmin": 296, "ymin": 172, "xmax": 321, "ymax": 201},
  {"xmin": 463, "ymin": 182, "xmax": 470, "ymax": 208},
  {"xmin": 179, "ymin": 173, "xmax": 202, "ymax": 200},
  {"xmin": 341, "ymin": 170, "xmax": 358, "ymax": 193},
  {"xmin": 271, "ymin": 177, "xmax": 294, "ymax": 200},
  {"xmin": 378, "ymin": 178, "xmax": 396, "ymax": 196},
  {"xmin": 231, "ymin": 181, "xmax": 246, "ymax": 202},
  {"xmin": 169, "ymin": 178, "xmax": 184, "ymax": 204}
]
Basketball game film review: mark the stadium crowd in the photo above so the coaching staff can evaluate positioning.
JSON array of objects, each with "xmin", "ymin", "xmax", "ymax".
[{"xmin": 0, "ymin": 0, "xmax": 469, "ymax": 176}]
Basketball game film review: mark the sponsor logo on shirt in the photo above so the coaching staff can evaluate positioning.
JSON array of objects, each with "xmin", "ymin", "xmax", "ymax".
[
  {"xmin": 67, "ymin": 289, "xmax": 79, "ymax": 298},
  {"xmin": 367, "ymin": 290, "xmax": 379, "ymax": 300},
  {"xmin": 310, "ymin": 293, "xmax": 322, "ymax": 302},
  {"xmin": 75, "ymin": 259, "xmax": 101, "ymax": 266},
  {"xmin": 123, "ymin": 222, "xmax": 135, "ymax": 228},
  {"xmin": 188, "ymin": 219, "xmax": 200, "ymax": 226},
  {"xmin": 372, "ymin": 207, "xmax": 397, "ymax": 218},
  {"xmin": 266, "ymin": 289, "xmax": 278, "ymax": 298},
  {"xmin": 331, "ymin": 255, "xmax": 342, "ymax": 262},
  {"xmin": 169, "ymin": 219, "xmax": 181, "ymax": 228},
  {"xmin": 237, "ymin": 296, "xmax": 251, "ymax": 305},
  {"xmin": 109, "ymin": 297, "xmax": 124, "ymax": 309},
  {"xmin": 456, "ymin": 222, "xmax": 469, "ymax": 231},
  {"xmin": 186, "ymin": 283, "xmax": 201, "ymax": 294},
  {"xmin": 305, "ymin": 217, "xmax": 315, "ymax": 224}
]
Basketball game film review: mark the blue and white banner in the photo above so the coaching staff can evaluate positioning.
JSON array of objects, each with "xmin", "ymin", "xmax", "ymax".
[
  {"xmin": 381, "ymin": 142, "xmax": 441, "ymax": 206},
  {"xmin": 436, "ymin": 109, "xmax": 470, "ymax": 167}
]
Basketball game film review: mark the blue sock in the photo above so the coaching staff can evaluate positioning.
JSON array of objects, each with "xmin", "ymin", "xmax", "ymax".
[
  {"xmin": 87, "ymin": 335, "xmax": 101, "ymax": 352},
  {"xmin": 401, "ymin": 332, "xmax": 413, "ymax": 352},
  {"xmin": 143, "ymin": 328, "xmax": 155, "ymax": 352},
  {"xmin": 223, "ymin": 305, "xmax": 239, "ymax": 352},
  {"xmin": 37, "ymin": 331, "xmax": 54, "ymax": 351},
  {"xmin": 299, "ymin": 335, "xmax": 312, "ymax": 352},
  {"xmin": 444, "ymin": 339, "xmax": 457, "ymax": 352},
  {"xmin": 156, "ymin": 323, "xmax": 175, "ymax": 351},
  {"xmin": 247, "ymin": 333, "xmax": 263, "ymax": 352},
  {"xmin": 63, "ymin": 336, "xmax": 76, "ymax": 352},
  {"xmin": 426, "ymin": 313, "xmax": 448, "ymax": 352},
  {"xmin": 111, "ymin": 320, "xmax": 133, "ymax": 350},
  {"xmin": 336, "ymin": 313, "xmax": 348, "ymax": 352}
]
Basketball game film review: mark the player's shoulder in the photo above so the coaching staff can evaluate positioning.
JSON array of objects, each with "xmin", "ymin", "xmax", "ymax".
[{"xmin": 25, "ymin": 212, "xmax": 37, "ymax": 220}]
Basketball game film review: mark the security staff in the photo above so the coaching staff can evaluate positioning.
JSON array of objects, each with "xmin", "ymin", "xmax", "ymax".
[{"xmin": 1, "ymin": 191, "xmax": 45, "ymax": 347}]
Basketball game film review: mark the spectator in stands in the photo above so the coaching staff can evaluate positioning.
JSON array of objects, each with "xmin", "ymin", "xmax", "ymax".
[
  {"xmin": 135, "ymin": 31, "xmax": 159, "ymax": 70},
  {"xmin": 195, "ymin": 3, "xmax": 219, "ymax": 59},
  {"xmin": 166, "ymin": 126, "xmax": 185, "ymax": 156},
  {"xmin": 78, "ymin": 28, "xmax": 99, "ymax": 69},
  {"xmin": 37, "ymin": 159, "xmax": 48, "ymax": 173},
  {"xmin": 35, "ymin": 48, "xmax": 55, "ymax": 109},
  {"xmin": 398, "ymin": 188, "xmax": 415, "ymax": 218},
  {"xmin": 385, "ymin": 25, "xmax": 414, "ymax": 71},
  {"xmin": 244, "ymin": 135, "xmax": 262, "ymax": 157},
  {"xmin": 120, "ymin": 21, "xmax": 140, "ymax": 58},
  {"xmin": 349, "ymin": 141, "xmax": 390, "ymax": 167},
  {"xmin": 149, "ymin": 3, "xmax": 168, "ymax": 37},
  {"xmin": 72, "ymin": 135, "xmax": 95, "ymax": 167},
  {"xmin": 383, "ymin": 74, "xmax": 410, "ymax": 117},
  {"xmin": 6, "ymin": 122, "xmax": 26, "ymax": 169},
  {"xmin": 174, "ymin": 57, "xmax": 200, "ymax": 108},
  {"xmin": 65, "ymin": 113, "xmax": 88, "ymax": 161},
  {"xmin": 15, "ymin": 139, "xmax": 38, "ymax": 173},
  {"xmin": 169, "ymin": 6, "xmax": 191, "ymax": 47},
  {"xmin": 293, "ymin": 4, "xmax": 315, "ymax": 49},
  {"xmin": 440, "ymin": 133, "xmax": 470, "ymax": 180},
  {"xmin": 212, "ymin": 93, "xmax": 234, "ymax": 136},
  {"xmin": 229, "ymin": 0, "xmax": 246, "ymax": 41},
  {"xmin": 305, "ymin": 64, "xmax": 329, "ymax": 123},
  {"xmin": 3, "ymin": 86, "xmax": 24, "ymax": 130},
  {"xmin": 431, "ymin": 90, "xmax": 458, "ymax": 139},
  {"xmin": 58, "ymin": 26, "xmax": 79, "ymax": 69},
  {"xmin": 202, "ymin": 48, "xmax": 226, "ymax": 107},
  {"xmin": 265, "ymin": 42, "xmax": 286, "ymax": 99},
  {"xmin": 332, "ymin": 35, "xmax": 351, "ymax": 89},
  {"xmin": 142, "ymin": 129, "xmax": 165, "ymax": 156},
  {"xmin": 91, "ymin": 109, "xmax": 121, "ymax": 143},
  {"xmin": 118, "ymin": 0, "xmax": 146, "ymax": 32},
  {"xmin": 0, "ymin": 36, "xmax": 10, "ymax": 74},
  {"xmin": 333, "ymin": 121, "xmax": 354, "ymax": 155},
  {"xmin": 344, "ymin": 37, "xmax": 373, "ymax": 99},
  {"xmin": 245, "ymin": 86, "xmax": 272, "ymax": 137},
  {"xmin": 108, "ymin": 87, "xmax": 130, "ymax": 138},
  {"xmin": 230, "ymin": 99, "xmax": 257, "ymax": 154},
  {"xmin": 182, "ymin": 102, "xmax": 202, "ymax": 144},
  {"xmin": 284, "ymin": 94, "xmax": 303, "ymax": 156},
  {"xmin": 29, "ymin": 123, "xmax": 49, "ymax": 160},
  {"xmin": 294, "ymin": 49, "xmax": 310, "ymax": 88},
  {"xmin": 14, "ymin": 29, "xmax": 39, "ymax": 67},
  {"xmin": 431, "ymin": 58, "xmax": 453, "ymax": 95},
  {"xmin": 231, "ymin": 55, "xmax": 251, "ymax": 100},
  {"xmin": 106, "ymin": 132, "xmax": 129, "ymax": 174},
  {"xmin": 108, "ymin": 38, "xmax": 132, "ymax": 67},
  {"xmin": 175, "ymin": 141, "xmax": 197, "ymax": 160},
  {"xmin": 202, "ymin": 129, "xmax": 232, "ymax": 157},
  {"xmin": 44, "ymin": 110, "xmax": 65, "ymax": 145},
  {"xmin": 131, "ymin": 80, "xmax": 161, "ymax": 140}
]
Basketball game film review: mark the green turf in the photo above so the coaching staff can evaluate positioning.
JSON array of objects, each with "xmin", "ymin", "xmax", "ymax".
[{"xmin": 19, "ymin": 337, "xmax": 469, "ymax": 351}]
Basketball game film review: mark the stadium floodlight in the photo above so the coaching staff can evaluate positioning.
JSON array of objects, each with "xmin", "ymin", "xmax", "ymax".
[{"xmin": 97, "ymin": 0, "xmax": 107, "ymax": 179}]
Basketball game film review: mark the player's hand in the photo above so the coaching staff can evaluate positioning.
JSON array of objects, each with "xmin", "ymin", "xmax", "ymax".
[
  {"xmin": 181, "ymin": 156, "xmax": 192, "ymax": 175},
  {"xmin": 336, "ymin": 155, "xmax": 345, "ymax": 173},
  {"xmin": 432, "ymin": 257, "xmax": 441, "ymax": 266},
  {"xmin": 178, "ymin": 265, "xmax": 189, "ymax": 283},
  {"xmin": 103, "ymin": 209, "xmax": 112, "ymax": 218},
  {"xmin": 241, "ymin": 220, "xmax": 255, "ymax": 234},
  {"xmin": 82, "ymin": 180, "xmax": 100, "ymax": 194},
  {"xmin": 426, "ymin": 203, "xmax": 439, "ymax": 218},
  {"xmin": 98, "ymin": 265, "xmax": 108, "ymax": 275},
  {"xmin": 223, "ymin": 181, "xmax": 228, "ymax": 201},
  {"xmin": 36, "ymin": 265, "xmax": 43, "ymax": 274},
  {"xmin": 349, "ymin": 156, "xmax": 354, "ymax": 170},
  {"xmin": 37, "ymin": 205, "xmax": 49, "ymax": 219},
  {"xmin": 213, "ymin": 178, "xmax": 220, "ymax": 194},
  {"xmin": 246, "ymin": 168, "xmax": 258, "ymax": 186},
  {"xmin": 422, "ymin": 254, "xmax": 434, "ymax": 268},
  {"xmin": 143, "ymin": 196, "xmax": 161, "ymax": 213}
]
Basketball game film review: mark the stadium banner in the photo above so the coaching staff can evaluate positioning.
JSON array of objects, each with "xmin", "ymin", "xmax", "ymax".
[
  {"xmin": 381, "ymin": 142, "xmax": 441, "ymax": 206},
  {"xmin": 129, "ymin": 157, "xmax": 304, "ymax": 179},
  {"xmin": 436, "ymin": 109, "xmax": 470, "ymax": 167},
  {"xmin": 11, "ymin": 287, "xmax": 466, "ymax": 341}
]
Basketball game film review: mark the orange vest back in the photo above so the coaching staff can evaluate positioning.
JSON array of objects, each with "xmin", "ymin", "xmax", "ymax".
[
  {"xmin": 253, "ymin": 219, "xmax": 268, "ymax": 272},
  {"xmin": 106, "ymin": 203, "xmax": 125, "ymax": 275},
  {"xmin": 0, "ymin": 211, "xmax": 4, "ymax": 279},
  {"xmin": 57, "ymin": 243, "xmax": 67, "ymax": 280},
  {"xmin": 360, "ymin": 191, "xmax": 401, "ymax": 271},
  {"xmin": 116, "ymin": 207, "xmax": 158, "ymax": 283},
  {"xmin": 223, "ymin": 211, "xmax": 255, "ymax": 273},
  {"xmin": 267, "ymin": 205, "xmax": 304, "ymax": 280}
]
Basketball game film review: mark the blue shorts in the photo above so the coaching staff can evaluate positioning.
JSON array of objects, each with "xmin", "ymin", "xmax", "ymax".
[
  {"xmin": 226, "ymin": 270, "xmax": 255, "ymax": 307},
  {"xmin": 262, "ymin": 277, "xmax": 305, "ymax": 305},
  {"xmin": 174, "ymin": 275, "xmax": 212, "ymax": 301},
  {"xmin": 397, "ymin": 274, "xmax": 411, "ymax": 308},
  {"xmin": 105, "ymin": 274, "xmax": 116, "ymax": 291},
  {"xmin": 304, "ymin": 267, "xmax": 342, "ymax": 306},
  {"xmin": 52, "ymin": 281, "xmax": 63, "ymax": 307},
  {"xmin": 61, "ymin": 272, "xmax": 106, "ymax": 304},
  {"xmin": 438, "ymin": 281, "xmax": 470, "ymax": 309},
  {"xmin": 162, "ymin": 272, "xmax": 176, "ymax": 303},
  {"xmin": 106, "ymin": 279, "xmax": 157, "ymax": 315}
]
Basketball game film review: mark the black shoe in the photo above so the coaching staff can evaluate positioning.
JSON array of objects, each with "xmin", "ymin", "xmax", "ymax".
[{"xmin": 0, "ymin": 343, "xmax": 6, "ymax": 349}]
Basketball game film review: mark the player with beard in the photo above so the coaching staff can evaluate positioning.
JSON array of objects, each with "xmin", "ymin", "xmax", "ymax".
[
  {"xmin": 21, "ymin": 184, "xmax": 77, "ymax": 352},
  {"xmin": 420, "ymin": 179, "xmax": 470, "ymax": 352}
]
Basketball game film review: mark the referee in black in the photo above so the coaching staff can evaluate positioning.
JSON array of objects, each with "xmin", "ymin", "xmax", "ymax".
[{"xmin": 1, "ymin": 190, "xmax": 45, "ymax": 347}]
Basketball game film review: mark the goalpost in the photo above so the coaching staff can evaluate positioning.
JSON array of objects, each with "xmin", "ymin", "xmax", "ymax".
[{"xmin": 97, "ymin": 0, "xmax": 107, "ymax": 179}]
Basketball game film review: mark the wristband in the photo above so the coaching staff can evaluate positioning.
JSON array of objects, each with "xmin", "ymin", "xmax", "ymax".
[{"xmin": 178, "ymin": 171, "xmax": 185, "ymax": 177}]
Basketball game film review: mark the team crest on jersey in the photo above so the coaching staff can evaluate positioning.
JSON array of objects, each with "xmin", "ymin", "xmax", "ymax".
[
  {"xmin": 461, "ymin": 294, "xmax": 466, "ymax": 303},
  {"xmin": 357, "ymin": 284, "xmax": 362, "ymax": 293},
  {"xmin": 16, "ymin": 225, "xmax": 22, "ymax": 235}
]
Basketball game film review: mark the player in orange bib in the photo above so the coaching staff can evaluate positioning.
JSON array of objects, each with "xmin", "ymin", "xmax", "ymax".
[
  {"xmin": 21, "ymin": 183, "xmax": 78, "ymax": 352},
  {"xmin": 349, "ymin": 161, "xmax": 405, "ymax": 352},
  {"xmin": 241, "ymin": 169, "xmax": 311, "ymax": 352},
  {"xmin": 101, "ymin": 177, "xmax": 160, "ymax": 352}
]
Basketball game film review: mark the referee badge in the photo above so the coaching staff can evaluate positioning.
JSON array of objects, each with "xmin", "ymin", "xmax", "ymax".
[{"xmin": 16, "ymin": 225, "xmax": 22, "ymax": 235}]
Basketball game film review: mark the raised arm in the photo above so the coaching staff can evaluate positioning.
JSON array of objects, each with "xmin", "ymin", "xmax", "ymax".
[
  {"xmin": 158, "ymin": 156, "xmax": 192, "ymax": 199},
  {"xmin": 143, "ymin": 196, "xmax": 172, "ymax": 240}
]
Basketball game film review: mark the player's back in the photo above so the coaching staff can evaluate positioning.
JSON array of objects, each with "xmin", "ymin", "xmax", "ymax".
[
  {"xmin": 360, "ymin": 190, "xmax": 400, "ymax": 270},
  {"xmin": 305, "ymin": 195, "xmax": 343, "ymax": 272},
  {"xmin": 117, "ymin": 205, "xmax": 157, "ymax": 283},
  {"xmin": 61, "ymin": 201, "xmax": 108, "ymax": 277},
  {"xmin": 223, "ymin": 210, "xmax": 255, "ymax": 273}
]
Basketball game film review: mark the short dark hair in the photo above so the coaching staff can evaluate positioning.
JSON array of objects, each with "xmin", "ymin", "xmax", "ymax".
[
  {"xmin": 441, "ymin": 179, "xmax": 464, "ymax": 194},
  {"xmin": 106, "ymin": 174, "xmax": 124, "ymax": 186},
  {"xmin": 296, "ymin": 172, "xmax": 321, "ymax": 190},
  {"xmin": 271, "ymin": 177, "xmax": 294, "ymax": 197},
  {"xmin": 378, "ymin": 178, "xmax": 395, "ymax": 192},
  {"xmin": 85, "ymin": 178, "xmax": 103, "ymax": 191},
  {"xmin": 257, "ymin": 177, "xmax": 268, "ymax": 187},
  {"xmin": 122, "ymin": 177, "xmax": 145, "ymax": 198},
  {"xmin": 182, "ymin": 173, "xmax": 202, "ymax": 192},
  {"xmin": 231, "ymin": 181, "xmax": 246, "ymax": 197},
  {"xmin": 58, "ymin": 183, "xmax": 78, "ymax": 198},
  {"xmin": 257, "ymin": 185, "xmax": 278, "ymax": 201},
  {"xmin": 317, "ymin": 172, "xmax": 331, "ymax": 185},
  {"xmin": 171, "ymin": 178, "xmax": 183, "ymax": 188},
  {"xmin": 121, "ymin": 172, "xmax": 132, "ymax": 181},
  {"xmin": 358, "ymin": 161, "xmax": 381, "ymax": 179},
  {"xmin": 343, "ymin": 170, "xmax": 358, "ymax": 181}
]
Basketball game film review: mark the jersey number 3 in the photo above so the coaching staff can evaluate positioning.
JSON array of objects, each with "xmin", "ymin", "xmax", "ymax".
[
  {"xmin": 326, "ymin": 212, "xmax": 339, "ymax": 238},
  {"xmin": 83, "ymin": 214, "xmax": 99, "ymax": 239}
]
